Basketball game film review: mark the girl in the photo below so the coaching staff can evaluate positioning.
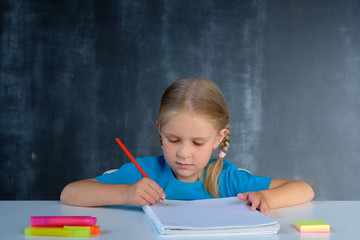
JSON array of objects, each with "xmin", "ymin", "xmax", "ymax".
[{"xmin": 61, "ymin": 78, "xmax": 314, "ymax": 215}]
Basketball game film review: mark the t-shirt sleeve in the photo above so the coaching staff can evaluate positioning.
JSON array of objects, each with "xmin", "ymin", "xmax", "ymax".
[
  {"xmin": 221, "ymin": 163, "xmax": 272, "ymax": 196},
  {"xmin": 95, "ymin": 161, "xmax": 142, "ymax": 184}
]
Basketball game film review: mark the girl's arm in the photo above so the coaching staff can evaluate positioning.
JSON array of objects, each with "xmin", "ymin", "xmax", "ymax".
[
  {"xmin": 60, "ymin": 178, "xmax": 166, "ymax": 207},
  {"xmin": 237, "ymin": 179, "xmax": 314, "ymax": 215},
  {"xmin": 263, "ymin": 179, "xmax": 314, "ymax": 209}
]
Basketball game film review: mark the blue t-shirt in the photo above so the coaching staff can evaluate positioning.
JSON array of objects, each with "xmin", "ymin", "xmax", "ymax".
[{"xmin": 95, "ymin": 155, "xmax": 271, "ymax": 200}]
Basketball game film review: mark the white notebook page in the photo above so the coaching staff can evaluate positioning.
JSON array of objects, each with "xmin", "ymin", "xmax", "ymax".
[{"xmin": 143, "ymin": 197, "xmax": 279, "ymax": 235}]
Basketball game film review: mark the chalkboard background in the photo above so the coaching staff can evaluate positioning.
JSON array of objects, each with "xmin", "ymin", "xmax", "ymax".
[{"xmin": 1, "ymin": 0, "xmax": 359, "ymax": 200}]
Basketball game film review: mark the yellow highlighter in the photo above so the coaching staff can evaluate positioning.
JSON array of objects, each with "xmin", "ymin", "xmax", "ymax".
[{"xmin": 24, "ymin": 226, "xmax": 91, "ymax": 237}]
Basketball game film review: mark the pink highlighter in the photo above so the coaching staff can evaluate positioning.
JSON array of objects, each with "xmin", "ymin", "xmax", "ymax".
[{"xmin": 30, "ymin": 216, "xmax": 97, "ymax": 227}]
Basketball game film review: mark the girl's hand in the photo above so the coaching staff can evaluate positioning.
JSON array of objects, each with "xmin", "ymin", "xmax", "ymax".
[
  {"xmin": 126, "ymin": 178, "xmax": 166, "ymax": 206},
  {"xmin": 237, "ymin": 192, "xmax": 270, "ymax": 215}
]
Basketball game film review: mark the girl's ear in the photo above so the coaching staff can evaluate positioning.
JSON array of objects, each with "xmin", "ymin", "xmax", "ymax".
[
  {"xmin": 213, "ymin": 128, "xmax": 228, "ymax": 149},
  {"xmin": 156, "ymin": 122, "xmax": 161, "ymax": 134}
]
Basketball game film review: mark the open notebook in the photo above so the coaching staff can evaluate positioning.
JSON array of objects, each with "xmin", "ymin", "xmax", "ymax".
[{"xmin": 143, "ymin": 197, "xmax": 280, "ymax": 236}]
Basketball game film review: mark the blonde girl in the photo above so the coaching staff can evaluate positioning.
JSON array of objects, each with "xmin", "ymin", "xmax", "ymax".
[{"xmin": 61, "ymin": 78, "xmax": 314, "ymax": 215}]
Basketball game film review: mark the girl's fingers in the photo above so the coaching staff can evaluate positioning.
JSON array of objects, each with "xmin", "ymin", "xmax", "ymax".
[
  {"xmin": 141, "ymin": 192, "xmax": 158, "ymax": 205},
  {"xmin": 250, "ymin": 196, "xmax": 261, "ymax": 211},
  {"xmin": 149, "ymin": 181, "xmax": 166, "ymax": 197},
  {"xmin": 258, "ymin": 199, "xmax": 269, "ymax": 215},
  {"xmin": 148, "ymin": 181, "xmax": 166, "ymax": 200},
  {"xmin": 141, "ymin": 179, "xmax": 165, "ymax": 205},
  {"xmin": 237, "ymin": 193, "xmax": 246, "ymax": 200},
  {"xmin": 237, "ymin": 193, "xmax": 251, "ymax": 204},
  {"xmin": 237, "ymin": 192, "xmax": 270, "ymax": 215}
]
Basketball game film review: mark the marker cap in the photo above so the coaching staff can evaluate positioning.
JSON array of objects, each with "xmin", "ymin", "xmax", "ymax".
[{"xmin": 64, "ymin": 225, "xmax": 100, "ymax": 235}]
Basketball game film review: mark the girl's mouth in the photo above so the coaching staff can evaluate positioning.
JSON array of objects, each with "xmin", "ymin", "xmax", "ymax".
[{"xmin": 176, "ymin": 162, "xmax": 192, "ymax": 168}]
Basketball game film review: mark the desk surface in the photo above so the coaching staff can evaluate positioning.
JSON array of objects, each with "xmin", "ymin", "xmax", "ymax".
[{"xmin": 0, "ymin": 200, "xmax": 358, "ymax": 240}]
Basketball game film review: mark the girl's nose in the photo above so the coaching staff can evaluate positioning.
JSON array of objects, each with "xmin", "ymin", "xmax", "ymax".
[{"xmin": 177, "ymin": 143, "xmax": 191, "ymax": 159}]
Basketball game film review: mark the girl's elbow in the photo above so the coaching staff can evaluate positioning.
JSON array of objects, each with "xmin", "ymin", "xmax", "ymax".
[
  {"xmin": 303, "ymin": 182, "xmax": 315, "ymax": 202},
  {"xmin": 309, "ymin": 186, "xmax": 315, "ymax": 201},
  {"xmin": 60, "ymin": 184, "xmax": 76, "ymax": 205}
]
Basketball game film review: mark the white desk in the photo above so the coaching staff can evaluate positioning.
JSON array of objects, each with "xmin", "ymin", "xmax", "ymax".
[{"xmin": 0, "ymin": 200, "xmax": 358, "ymax": 239}]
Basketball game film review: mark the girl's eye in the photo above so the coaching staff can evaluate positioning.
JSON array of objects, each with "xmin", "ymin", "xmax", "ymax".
[
  {"xmin": 169, "ymin": 139, "xmax": 179, "ymax": 143},
  {"xmin": 193, "ymin": 141, "xmax": 204, "ymax": 146}
]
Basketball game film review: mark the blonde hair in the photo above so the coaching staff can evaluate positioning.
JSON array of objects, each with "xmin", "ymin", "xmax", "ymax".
[{"xmin": 158, "ymin": 77, "xmax": 230, "ymax": 198}]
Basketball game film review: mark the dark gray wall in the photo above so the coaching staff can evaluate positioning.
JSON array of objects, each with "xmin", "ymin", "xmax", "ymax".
[{"xmin": 1, "ymin": 0, "xmax": 359, "ymax": 200}]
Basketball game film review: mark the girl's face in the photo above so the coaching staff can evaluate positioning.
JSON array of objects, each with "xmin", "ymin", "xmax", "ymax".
[{"xmin": 157, "ymin": 111, "xmax": 227, "ymax": 182}]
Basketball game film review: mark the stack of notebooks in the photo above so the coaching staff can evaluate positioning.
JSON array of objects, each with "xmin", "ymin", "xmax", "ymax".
[{"xmin": 143, "ymin": 197, "xmax": 280, "ymax": 237}]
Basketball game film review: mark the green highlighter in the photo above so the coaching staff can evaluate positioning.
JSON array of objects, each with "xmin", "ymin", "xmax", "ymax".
[{"xmin": 24, "ymin": 226, "xmax": 91, "ymax": 237}]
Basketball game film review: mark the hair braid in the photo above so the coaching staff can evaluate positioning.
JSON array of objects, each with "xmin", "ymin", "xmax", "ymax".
[
  {"xmin": 220, "ymin": 127, "xmax": 230, "ymax": 154},
  {"xmin": 203, "ymin": 127, "xmax": 230, "ymax": 198}
]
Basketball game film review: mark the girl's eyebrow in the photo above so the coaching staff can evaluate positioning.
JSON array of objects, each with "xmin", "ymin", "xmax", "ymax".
[
  {"xmin": 192, "ymin": 137, "xmax": 211, "ymax": 140},
  {"xmin": 163, "ymin": 131, "xmax": 211, "ymax": 140},
  {"xmin": 163, "ymin": 131, "xmax": 177, "ymax": 137}
]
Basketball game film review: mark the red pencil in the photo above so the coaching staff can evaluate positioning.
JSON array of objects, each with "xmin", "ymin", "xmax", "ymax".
[
  {"xmin": 115, "ymin": 138, "xmax": 167, "ymax": 205},
  {"xmin": 115, "ymin": 138, "xmax": 149, "ymax": 178}
]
